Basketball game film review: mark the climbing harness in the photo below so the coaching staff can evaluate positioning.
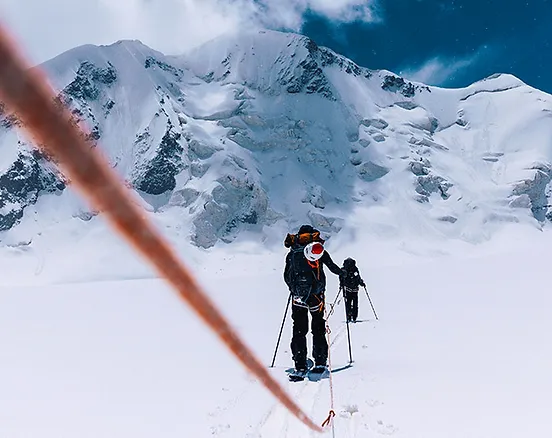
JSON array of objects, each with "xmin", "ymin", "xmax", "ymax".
[{"xmin": 292, "ymin": 292, "xmax": 324, "ymax": 312}]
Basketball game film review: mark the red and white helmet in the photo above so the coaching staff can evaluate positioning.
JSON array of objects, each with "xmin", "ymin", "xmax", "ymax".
[{"xmin": 304, "ymin": 241, "xmax": 324, "ymax": 261}]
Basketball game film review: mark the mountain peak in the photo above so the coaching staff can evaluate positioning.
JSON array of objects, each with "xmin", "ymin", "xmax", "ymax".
[
  {"xmin": 176, "ymin": 29, "xmax": 370, "ymax": 101},
  {"xmin": 472, "ymin": 72, "xmax": 527, "ymax": 90},
  {"xmin": 110, "ymin": 39, "xmax": 148, "ymax": 47}
]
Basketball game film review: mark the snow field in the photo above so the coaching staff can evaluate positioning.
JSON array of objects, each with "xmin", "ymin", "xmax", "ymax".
[{"xmin": 2, "ymin": 222, "xmax": 552, "ymax": 437}]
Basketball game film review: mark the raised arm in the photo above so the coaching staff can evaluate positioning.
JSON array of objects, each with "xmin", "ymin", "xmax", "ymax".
[{"xmin": 321, "ymin": 251, "xmax": 342, "ymax": 276}]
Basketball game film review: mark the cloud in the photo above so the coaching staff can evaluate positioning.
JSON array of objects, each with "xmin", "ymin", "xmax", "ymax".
[
  {"xmin": 255, "ymin": 0, "xmax": 380, "ymax": 29},
  {"xmin": 400, "ymin": 55, "xmax": 478, "ymax": 86},
  {"xmin": 0, "ymin": 0, "xmax": 379, "ymax": 65},
  {"xmin": 400, "ymin": 50, "xmax": 486, "ymax": 87}
]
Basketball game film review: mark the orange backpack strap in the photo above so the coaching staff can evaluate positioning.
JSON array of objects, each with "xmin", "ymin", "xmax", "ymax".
[{"xmin": 307, "ymin": 259, "xmax": 320, "ymax": 279}]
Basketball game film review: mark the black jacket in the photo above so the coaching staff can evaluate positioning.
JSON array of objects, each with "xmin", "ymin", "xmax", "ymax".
[
  {"xmin": 284, "ymin": 247, "xmax": 342, "ymax": 295},
  {"xmin": 340, "ymin": 266, "xmax": 365, "ymax": 289}
]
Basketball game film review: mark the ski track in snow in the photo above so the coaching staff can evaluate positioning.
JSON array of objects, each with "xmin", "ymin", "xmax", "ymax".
[{"xmin": 209, "ymin": 313, "xmax": 386, "ymax": 438}]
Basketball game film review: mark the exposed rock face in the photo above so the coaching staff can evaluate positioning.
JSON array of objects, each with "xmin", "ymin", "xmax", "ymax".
[
  {"xmin": 191, "ymin": 175, "xmax": 271, "ymax": 248},
  {"xmin": 415, "ymin": 175, "xmax": 453, "ymax": 201},
  {"xmin": 382, "ymin": 75, "xmax": 416, "ymax": 97},
  {"xmin": 0, "ymin": 150, "xmax": 65, "ymax": 231},
  {"xmin": 135, "ymin": 130, "xmax": 185, "ymax": 195},
  {"xmin": 64, "ymin": 61, "xmax": 117, "ymax": 101},
  {"xmin": 511, "ymin": 163, "xmax": 552, "ymax": 222},
  {"xmin": 357, "ymin": 162, "xmax": 389, "ymax": 182}
]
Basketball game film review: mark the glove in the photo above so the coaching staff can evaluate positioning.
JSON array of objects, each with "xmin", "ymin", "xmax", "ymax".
[{"xmin": 360, "ymin": 280, "xmax": 366, "ymax": 287}]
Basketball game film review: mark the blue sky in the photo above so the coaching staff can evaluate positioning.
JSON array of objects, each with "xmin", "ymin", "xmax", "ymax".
[{"xmin": 299, "ymin": 0, "xmax": 552, "ymax": 93}]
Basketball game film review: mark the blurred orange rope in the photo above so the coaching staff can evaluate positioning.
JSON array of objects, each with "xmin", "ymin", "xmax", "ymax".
[{"xmin": 0, "ymin": 23, "xmax": 325, "ymax": 434}]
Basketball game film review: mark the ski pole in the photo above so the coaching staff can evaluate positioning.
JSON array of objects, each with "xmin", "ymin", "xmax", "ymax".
[
  {"xmin": 363, "ymin": 285, "xmax": 379, "ymax": 320},
  {"xmin": 270, "ymin": 293, "xmax": 292, "ymax": 368},
  {"xmin": 342, "ymin": 287, "xmax": 353, "ymax": 364},
  {"xmin": 327, "ymin": 286, "xmax": 343, "ymax": 318}
]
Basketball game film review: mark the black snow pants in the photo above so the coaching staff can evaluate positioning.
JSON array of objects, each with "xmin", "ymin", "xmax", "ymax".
[
  {"xmin": 344, "ymin": 287, "xmax": 359, "ymax": 322},
  {"xmin": 291, "ymin": 299, "xmax": 327, "ymax": 369}
]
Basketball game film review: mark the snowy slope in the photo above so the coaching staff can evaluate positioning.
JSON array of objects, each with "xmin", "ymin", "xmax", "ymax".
[
  {"xmin": 1, "ymin": 29, "xmax": 552, "ymax": 251},
  {"xmin": 2, "ymin": 224, "xmax": 552, "ymax": 437}
]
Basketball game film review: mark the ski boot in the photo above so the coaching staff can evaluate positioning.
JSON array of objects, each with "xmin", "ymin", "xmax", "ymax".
[
  {"xmin": 310, "ymin": 363, "xmax": 327, "ymax": 374},
  {"xmin": 288, "ymin": 366, "xmax": 308, "ymax": 382}
]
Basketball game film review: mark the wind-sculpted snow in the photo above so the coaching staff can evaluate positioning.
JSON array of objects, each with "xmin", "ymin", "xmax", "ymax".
[{"xmin": 1, "ymin": 30, "xmax": 552, "ymax": 248}]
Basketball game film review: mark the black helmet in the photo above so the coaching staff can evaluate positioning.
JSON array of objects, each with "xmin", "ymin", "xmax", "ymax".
[
  {"xmin": 343, "ymin": 258, "xmax": 356, "ymax": 269},
  {"xmin": 298, "ymin": 224, "xmax": 315, "ymax": 234}
]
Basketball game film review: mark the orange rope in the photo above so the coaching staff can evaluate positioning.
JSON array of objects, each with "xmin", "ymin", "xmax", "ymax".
[
  {"xmin": 323, "ymin": 310, "xmax": 337, "ymax": 435},
  {"xmin": 0, "ymin": 23, "xmax": 324, "ymax": 434}
]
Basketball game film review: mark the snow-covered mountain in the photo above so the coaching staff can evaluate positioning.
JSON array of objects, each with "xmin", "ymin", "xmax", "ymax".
[{"xmin": 1, "ymin": 29, "xmax": 551, "ymax": 248}]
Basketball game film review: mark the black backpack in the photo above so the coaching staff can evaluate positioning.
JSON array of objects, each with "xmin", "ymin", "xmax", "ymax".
[
  {"xmin": 342, "ymin": 268, "xmax": 361, "ymax": 289},
  {"xmin": 288, "ymin": 244, "xmax": 320, "ymax": 302},
  {"xmin": 342, "ymin": 258, "xmax": 361, "ymax": 289}
]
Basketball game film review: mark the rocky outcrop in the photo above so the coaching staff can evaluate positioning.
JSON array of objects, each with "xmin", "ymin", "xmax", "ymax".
[
  {"xmin": 357, "ymin": 161, "xmax": 389, "ymax": 182},
  {"xmin": 135, "ymin": 129, "xmax": 185, "ymax": 195},
  {"xmin": 191, "ymin": 175, "xmax": 270, "ymax": 248},
  {"xmin": 415, "ymin": 174, "xmax": 453, "ymax": 201},
  {"xmin": 64, "ymin": 61, "xmax": 117, "ymax": 102},
  {"xmin": 511, "ymin": 163, "xmax": 552, "ymax": 222},
  {"xmin": 381, "ymin": 74, "xmax": 430, "ymax": 98},
  {"xmin": 0, "ymin": 150, "xmax": 65, "ymax": 231}
]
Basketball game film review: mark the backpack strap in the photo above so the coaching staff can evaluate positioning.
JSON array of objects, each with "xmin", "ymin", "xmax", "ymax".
[
  {"xmin": 284, "ymin": 231, "xmax": 325, "ymax": 248},
  {"xmin": 284, "ymin": 233, "xmax": 296, "ymax": 248},
  {"xmin": 306, "ymin": 259, "xmax": 320, "ymax": 279}
]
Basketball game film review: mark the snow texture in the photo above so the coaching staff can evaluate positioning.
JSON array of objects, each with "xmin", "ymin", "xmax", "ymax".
[{"xmin": 1, "ymin": 218, "xmax": 552, "ymax": 438}]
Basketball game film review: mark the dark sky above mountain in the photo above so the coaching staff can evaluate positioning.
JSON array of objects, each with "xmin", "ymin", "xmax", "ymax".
[{"xmin": 299, "ymin": 0, "xmax": 552, "ymax": 93}]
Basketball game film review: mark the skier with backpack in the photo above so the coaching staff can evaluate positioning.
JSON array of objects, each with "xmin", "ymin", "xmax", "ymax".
[
  {"xmin": 283, "ymin": 225, "xmax": 343, "ymax": 380},
  {"xmin": 340, "ymin": 258, "xmax": 366, "ymax": 323}
]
